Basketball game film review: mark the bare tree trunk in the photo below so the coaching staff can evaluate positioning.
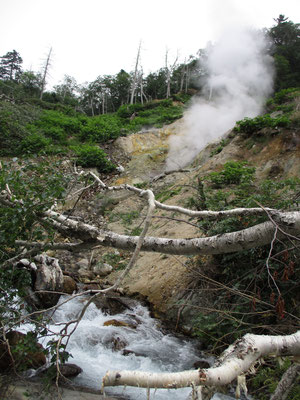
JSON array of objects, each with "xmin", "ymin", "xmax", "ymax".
[
  {"xmin": 180, "ymin": 60, "xmax": 187, "ymax": 92},
  {"xmin": 165, "ymin": 49, "xmax": 178, "ymax": 98},
  {"xmin": 40, "ymin": 47, "xmax": 52, "ymax": 100},
  {"xmin": 139, "ymin": 70, "xmax": 148, "ymax": 105},
  {"xmin": 130, "ymin": 41, "xmax": 141, "ymax": 105},
  {"xmin": 185, "ymin": 66, "xmax": 190, "ymax": 93},
  {"xmin": 102, "ymin": 331, "xmax": 300, "ymax": 390}
]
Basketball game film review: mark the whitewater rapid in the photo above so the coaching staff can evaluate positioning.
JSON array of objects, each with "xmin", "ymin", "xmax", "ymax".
[{"xmin": 39, "ymin": 295, "xmax": 203, "ymax": 399}]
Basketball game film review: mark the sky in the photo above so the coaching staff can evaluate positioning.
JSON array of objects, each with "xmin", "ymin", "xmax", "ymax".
[{"xmin": 1, "ymin": 0, "xmax": 299, "ymax": 88}]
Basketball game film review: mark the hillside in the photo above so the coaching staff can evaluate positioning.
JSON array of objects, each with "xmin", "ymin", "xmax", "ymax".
[
  {"xmin": 99, "ymin": 88, "xmax": 300, "ymax": 327},
  {"xmin": 1, "ymin": 88, "xmax": 300, "ymax": 399}
]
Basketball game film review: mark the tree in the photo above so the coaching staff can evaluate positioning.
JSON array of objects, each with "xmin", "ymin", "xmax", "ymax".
[
  {"xmin": 145, "ymin": 69, "xmax": 167, "ymax": 100},
  {"xmin": 165, "ymin": 48, "xmax": 178, "ymax": 98},
  {"xmin": 0, "ymin": 50, "xmax": 23, "ymax": 81},
  {"xmin": 40, "ymin": 47, "xmax": 53, "ymax": 100},
  {"xmin": 102, "ymin": 331, "xmax": 300, "ymax": 394},
  {"xmin": 19, "ymin": 70, "xmax": 43, "ymax": 97},
  {"xmin": 53, "ymin": 74, "xmax": 79, "ymax": 106},
  {"xmin": 269, "ymin": 15, "xmax": 300, "ymax": 89},
  {"xmin": 130, "ymin": 41, "xmax": 142, "ymax": 104},
  {"xmin": 112, "ymin": 69, "xmax": 131, "ymax": 107}
]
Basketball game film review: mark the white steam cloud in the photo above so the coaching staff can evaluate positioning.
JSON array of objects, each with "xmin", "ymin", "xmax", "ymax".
[{"xmin": 166, "ymin": 27, "xmax": 274, "ymax": 171}]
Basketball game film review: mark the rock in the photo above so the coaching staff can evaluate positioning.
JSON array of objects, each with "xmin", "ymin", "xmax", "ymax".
[
  {"xmin": 101, "ymin": 334, "xmax": 128, "ymax": 352},
  {"xmin": 270, "ymin": 110, "xmax": 283, "ymax": 118},
  {"xmin": 211, "ymin": 394, "xmax": 235, "ymax": 400},
  {"xmin": 92, "ymin": 296, "xmax": 134, "ymax": 315},
  {"xmin": 77, "ymin": 258, "xmax": 89, "ymax": 269},
  {"xmin": 116, "ymin": 165, "xmax": 125, "ymax": 173},
  {"xmin": 0, "ymin": 331, "xmax": 46, "ymax": 372},
  {"xmin": 193, "ymin": 360, "xmax": 211, "ymax": 369},
  {"xmin": 9, "ymin": 381, "xmax": 120, "ymax": 399},
  {"xmin": 111, "ymin": 336, "xmax": 128, "ymax": 351},
  {"xmin": 103, "ymin": 319, "xmax": 136, "ymax": 329},
  {"xmin": 59, "ymin": 363, "xmax": 83, "ymax": 378},
  {"xmin": 78, "ymin": 268, "xmax": 94, "ymax": 280},
  {"xmin": 82, "ymin": 283, "xmax": 102, "ymax": 291},
  {"xmin": 92, "ymin": 262, "xmax": 113, "ymax": 277},
  {"xmin": 33, "ymin": 254, "xmax": 64, "ymax": 308},
  {"xmin": 41, "ymin": 363, "xmax": 83, "ymax": 381},
  {"xmin": 63, "ymin": 276, "xmax": 77, "ymax": 294},
  {"xmin": 122, "ymin": 349, "xmax": 145, "ymax": 357}
]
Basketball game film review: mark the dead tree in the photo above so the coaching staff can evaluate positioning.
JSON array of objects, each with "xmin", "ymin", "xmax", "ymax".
[{"xmin": 40, "ymin": 47, "xmax": 52, "ymax": 100}]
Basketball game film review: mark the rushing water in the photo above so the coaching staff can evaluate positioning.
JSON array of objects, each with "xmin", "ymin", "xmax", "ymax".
[{"xmin": 35, "ymin": 295, "xmax": 207, "ymax": 399}]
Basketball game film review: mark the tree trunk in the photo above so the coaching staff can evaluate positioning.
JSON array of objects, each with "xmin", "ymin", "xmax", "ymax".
[
  {"xmin": 130, "ymin": 41, "xmax": 141, "ymax": 105},
  {"xmin": 40, "ymin": 47, "xmax": 52, "ymax": 100},
  {"xmin": 102, "ymin": 331, "xmax": 300, "ymax": 390}
]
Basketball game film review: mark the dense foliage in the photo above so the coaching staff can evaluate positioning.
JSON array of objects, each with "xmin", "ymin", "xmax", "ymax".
[
  {"xmin": 234, "ymin": 87, "xmax": 300, "ymax": 135},
  {"xmin": 188, "ymin": 163, "xmax": 300, "ymax": 352}
]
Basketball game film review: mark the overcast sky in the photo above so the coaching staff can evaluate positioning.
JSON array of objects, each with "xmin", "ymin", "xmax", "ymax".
[{"xmin": 1, "ymin": 0, "xmax": 299, "ymax": 88}]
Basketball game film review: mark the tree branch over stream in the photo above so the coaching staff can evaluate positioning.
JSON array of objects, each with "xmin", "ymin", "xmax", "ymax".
[{"xmin": 102, "ymin": 331, "xmax": 300, "ymax": 392}]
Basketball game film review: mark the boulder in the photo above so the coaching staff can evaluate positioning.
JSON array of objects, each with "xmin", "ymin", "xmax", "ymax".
[
  {"xmin": 34, "ymin": 254, "xmax": 64, "ymax": 308},
  {"xmin": 78, "ymin": 268, "xmax": 94, "ymax": 280},
  {"xmin": 103, "ymin": 319, "xmax": 136, "ymax": 329},
  {"xmin": 92, "ymin": 262, "xmax": 113, "ymax": 277},
  {"xmin": 92, "ymin": 296, "xmax": 134, "ymax": 315},
  {"xmin": 101, "ymin": 335, "xmax": 128, "ymax": 352},
  {"xmin": 40, "ymin": 363, "xmax": 83, "ymax": 381},
  {"xmin": 59, "ymin": 363, "xmax": 83, "ymax": 378},
  {"xmin": 63, "ymin": 275, "xmax": 77, "ymax": 294}
]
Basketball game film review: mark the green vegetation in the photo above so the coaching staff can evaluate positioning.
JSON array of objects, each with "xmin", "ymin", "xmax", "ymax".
[
  {"xmin": 208, "ymin": 161, "xmax": 255, "ymax": 186},
  {"xmin": 189, "ymin": 162, "xmax": 300, "ymax": 351},
  {"xmin": 235, "ymin": 87, "xmax": 300, "ymax": 136},
  {"xmin": 235, "ymin": 113, "xmax": 291, "ymax": 135},
  {"xmin": 72, "ymin": 144, "xmax": 116, "ymax": 172},
  {"xmin": 250, "ymin": 359, "xmax": 300, "ymax": 400},
  {"xmin": 0, "ymin": 160, "xmax": 73, "ymax": 389},
  {"xmin": 0, "ymin": 98, "xmax": 185, "ymax": 168}
]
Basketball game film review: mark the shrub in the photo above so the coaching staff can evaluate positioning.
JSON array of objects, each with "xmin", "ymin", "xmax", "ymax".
[
  {"xmin": 235, "ymin": 114, "xmax": 291, "ymax": 135},
  {"xmin": 208, "ymin": 161, "xmax": 255, "ymax": 187},
  {"xmin": 72, "ymin": 144, "xmax": 116, "ymax": 172},
  {"xmin": 79, "ymin": 114, "xmax": 123, "ymax": 142},
  {"xmin": 273, "ymin": 88, "xmax": 299, "ymax": 104},
  {"xmin": 0, "ymin": 101, "xmax": 41, "ymax": 156},
  {"xmin": 33, "ymin": 110, "xmax": 82, "ymax": 138},
  {"xmin": 19, "ymin": 132, "xmax": 50, "ymax": 154}
]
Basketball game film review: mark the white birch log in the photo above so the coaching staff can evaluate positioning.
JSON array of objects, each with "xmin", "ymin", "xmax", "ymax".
[
  {"xmin": 14, "ymin": 209, "xmax": 300, "ymax": 256},
  {"xmin": 102, "ymin": 331, "xmax": 300, "ymax": 389},
  {"xmin": 44, "ymin": 209, "xmax": 300, "ymax": 255}
]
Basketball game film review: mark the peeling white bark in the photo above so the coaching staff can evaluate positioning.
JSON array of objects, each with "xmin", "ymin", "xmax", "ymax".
[
  {"xmin": 102, "ymin": 331, "xmax": 300, "ymax": 390},
  {"xmin": 42, "ymin": 209, "xmax": 300, "ymax": 255},
  {"xmin": 2, "ymin": 179, "xmax": 300, "ymax": 257}
]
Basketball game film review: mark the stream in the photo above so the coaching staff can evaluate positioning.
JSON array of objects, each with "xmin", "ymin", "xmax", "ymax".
[
  {"xmin": 18, "ymin": 293, "xmax": 243, "ymax": 399},
  {"xmin": 36, "ymin": 295, "xmax": 210, "ymax": 399}
]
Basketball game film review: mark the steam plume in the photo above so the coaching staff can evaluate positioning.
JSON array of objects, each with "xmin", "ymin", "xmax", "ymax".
[{"xmin": 166, "ymin": 27, "xmax": 273, "ymax": 171}]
